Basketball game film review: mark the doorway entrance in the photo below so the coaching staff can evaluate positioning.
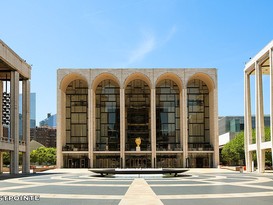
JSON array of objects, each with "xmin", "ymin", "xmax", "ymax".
[
  {"xmin": 64, "ymin": 155, "xmax": 89, "ymax": 168},
  {"xmin": 125, "ymin": 155, "xmax": 151, "ymax": 168},
  {"xmin": 196, "ymin": 157, "xmax": 204, "ymax": 168}
]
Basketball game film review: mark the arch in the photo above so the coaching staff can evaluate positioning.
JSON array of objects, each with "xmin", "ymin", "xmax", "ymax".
[
  {"xmin": 92, "ymin": 72, "xmax": 120, "ymax": 90},
  {"xmin": 155, "ymin": 72, "xmax": 183, "ymax": 91},
  {"xmin": 60, "ymin": 73, "xmax": 88, "ymax": 92},
  {"xmin": 124, "ymin": 72, "xmax": 152, "ymax": 89},
  {"xmin": 95, "ymin": 79, "xmax": 120, "ymax": 152},
  {"xmin": 187, "ymin": 72, "xmax": 215, "ymax": 91}
]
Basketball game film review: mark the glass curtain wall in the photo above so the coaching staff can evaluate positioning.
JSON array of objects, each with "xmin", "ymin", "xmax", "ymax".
[
  {"xmin": 156, "ymin": 80, "xmax": 180, "ymax": 151},
  {"xmin": 187, "ymin": 79, "xmax": 211, "ymax": 151},
  {"xmin": 125, "ymin": 79, "xmax": 151, "ymax": 151},
  {"xmin": 96, "ymin": 80, "xmax": 120, "ymax": 151},
  {"xmin": 65, "ymin": 80, "xmax": 88, "ymax": 151}
]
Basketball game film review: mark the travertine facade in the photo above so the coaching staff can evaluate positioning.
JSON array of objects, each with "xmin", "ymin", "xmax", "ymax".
[
  {"xmin": 0, "ymin": 40, "xmax": 31, "ymax": 174},
  {"xmin": 57, "ymin": 68, "xmax": 219, "ymax": 168},
  {"xmin": 244, "ymin": 40, "xmax": 273, "ymax": 173}
]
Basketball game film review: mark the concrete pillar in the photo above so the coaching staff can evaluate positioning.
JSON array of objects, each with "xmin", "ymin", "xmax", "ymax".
[
  {"xmin": 120, "ymin": 88, "xmax": 125, "ymax": 168},
  {"xmin": 151, "ymin": 88, "xmax": 156, "ymax": 168},
  {"xmin": 211, "ymin": 87, "xmax": 219, "ymax": 168},
  {"xmin": 245, "ymin": 73, "xmax": 252, "ymax": 172},
  {"xmin": 0, "ymin": 152, "xmax": 3, "ymax": 173},
  {"xmin": 89, "ymin": 88, "xmax": 94, "ymax": 168},
  {"xmin": 10, "ymin": 71, "xmax": 19, "ymax": 174},
  {"xmin": 182, "ymin": 88, "xmax": 188, "ymax": 167},
  {"xmin": 22, "ymin": 80, "xmax": 30, "ymax": 174},
  {"xmin": 57, "ymin": 89, "xmax": 65, "ymax": 168},
  {"xmin": 256, "ymin": 61, "xmax": 265, "ymax": 173},
  {"xmin": 270, "ymin": 48, "xmax": 273, "ymax": 166},
  {"xmin": 179, "ymin": 91, "xmax": 183, "ymax": 167}
]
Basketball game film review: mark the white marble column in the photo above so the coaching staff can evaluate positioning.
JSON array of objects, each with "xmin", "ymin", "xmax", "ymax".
[
  {"xmin": 244, "ymin": 73, "xmax": 252, "ymax": 172},
  {"xmin": 57, "ymin": 89, "xmax": 65, "ymax": 168},
  {"xmin": 88, "ymin": 88, "xmax": 94, "ymax": 168},
  {"xmin": 270, "ymin": 48, "xmax": 273, "ymax": 165},
  {"xmin": 179, "ymin": 91, "xmax": 183, "ymax": 167},
  {"xmin": 151, "ymin": 88, "xmax": 156, "ymax": 168},
  {"xmin": 10, "ymin": 71, "xmax": 19, "ymax": 174},
  {"xmin": 211, "ymin": 88, "xmax": 219, "ymax": 168},
  {"xmin": 22, "ymin": 80, "xmax": 30, "ymax": 174},
  {"xmin": 182, "ymin": 88, "xmax": 188, "ymax": 167},
  {"xmin": 120, "ymin": 88, "xmax": 125, "ymax": 168},
  {"xmin": 256, "ymin": 61, "xmax": 265, "ymax": 173}
]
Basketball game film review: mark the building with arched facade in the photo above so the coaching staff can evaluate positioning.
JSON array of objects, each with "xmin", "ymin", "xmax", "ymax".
[{"xmin": 57, "ymin": 68, "xmax": 218, "ymax": 168}]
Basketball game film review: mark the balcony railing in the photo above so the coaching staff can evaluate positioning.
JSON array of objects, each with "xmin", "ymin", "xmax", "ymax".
[
  {"xmin": 156, "ymin": 143, "xmax": 182, "ymax": 151},
  {"xmin": 0, "ymin": 137, "xmax": 14, "ymax": 144},
  {"xmin": 62, "ymin": 143, "xmax": 88, "ymax": 151},
  {"xmin": 188, "ymin": 143, "xmax": 214, "ymax": 151},
  {"xmin": 95, "ymin": 143, "xmax": 120, "ymax": 151}
]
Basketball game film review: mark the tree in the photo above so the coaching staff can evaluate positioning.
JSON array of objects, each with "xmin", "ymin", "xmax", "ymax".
[
  {"xmin": 30, "ymin": 147, "xmax": 56, "ymax": 165},
  {"xmin": 221, "ymin": 131, "xmax": 245, "ymax": 166},
  {"xmin": 221, "ymin": 127, "xmax": 272, "ymax": 166}
]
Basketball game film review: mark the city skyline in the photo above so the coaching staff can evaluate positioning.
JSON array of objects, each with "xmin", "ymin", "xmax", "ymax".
[{"xmin": 1, "ymin": 0, "xmax": 273, "ymax": 123}]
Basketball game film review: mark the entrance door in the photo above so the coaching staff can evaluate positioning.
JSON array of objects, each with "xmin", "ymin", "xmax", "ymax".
[
  {"xmin": 196, "ymin": 157, "xmax": 204, "ymax": 168},
  {"xmin": 67, "ymin": 158, "xmax": 88, "ymax": 168},
  {"xmin": 126, "ymin": 156, "xmax": 151, "ymax": 168}
]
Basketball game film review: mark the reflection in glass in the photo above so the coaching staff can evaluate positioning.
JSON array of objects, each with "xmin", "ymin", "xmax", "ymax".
[
  {"xmin": 125, "ymin": 80, "xmax": 150, "ymax": 151},
  {"xmin": 65, "ymin": 80, "xmax": 88, "ymax": 152},
  {"xmin": 96, "ymin": 80, "xmax": 120, "ymax": 151},
  {"xmin": 156, "ymin": 80, "xmax": 180, "ymax": 151},
  {"xmin": 187, "ymin": 79, "xmax": 211, "ymax": 150}
]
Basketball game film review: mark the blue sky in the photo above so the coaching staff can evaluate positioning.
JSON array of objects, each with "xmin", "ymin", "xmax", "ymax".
[{"xmin": 1, "ymin": 0, "xmax": 273, "ymax": 123}]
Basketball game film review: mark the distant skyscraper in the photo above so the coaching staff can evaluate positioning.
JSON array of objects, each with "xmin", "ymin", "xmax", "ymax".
[
  {"xmin": 39, "ymin": 113, "xmax": 56, "ymax": 128},
  {"xmin": 19, "ymin": 93, "xmax": 36, "ymax": 140},
  {"xmin": 19, "ymin": 92, "xmax": 36, "ymax": 128}
]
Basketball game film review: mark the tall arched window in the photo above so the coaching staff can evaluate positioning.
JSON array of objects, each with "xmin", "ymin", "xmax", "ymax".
[
  {"xmin": 65, "ymin": 79, "xmax": 88, "ymax": 151},
  {"xmin": 187, "ymin": 79, "xmax": 210, "ymax": 150},
  {"xmin": 96, "ymin": 80, "xmax": 120, "ymax": 151},
  {"xmin": 156, "ymin": 79, "xmax": 180, "ymax": 151},
  {"xmin": 125, "ymin": 79, "xmax": 150, "ymax": 151}
]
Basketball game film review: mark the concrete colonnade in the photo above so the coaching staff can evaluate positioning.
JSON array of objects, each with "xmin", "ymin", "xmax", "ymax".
[{"xmin": 245, "ymin": 40, "xmax": 273, "ymax": 173}]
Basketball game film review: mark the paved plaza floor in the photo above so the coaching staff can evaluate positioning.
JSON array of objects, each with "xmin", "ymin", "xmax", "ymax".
[{"xmin": 0, "ymin": 168, "xmax": 273, "ymax": 205}]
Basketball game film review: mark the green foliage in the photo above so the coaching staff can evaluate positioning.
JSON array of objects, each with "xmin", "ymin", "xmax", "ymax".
[
  {"xmin": 30, "ymin": 147, "xmax": 56, "ymax": 165},
  {"xmin": 265, "ymin": 127, "xmax": 271, "ymax": 141},
  {"xmin": 221, "ymin": 131, "xmax": 245, "ymax": 165},
  {"xmin": 3, "ymin": 152, "xmax": 10, "ymax": 165},
  {"xmin": 2, "ymin": 152, "xmax": 23, "ymax": 165},
  {"xmin": 221, "ymin": 127, "xmax": 272, "ymax": 166}
]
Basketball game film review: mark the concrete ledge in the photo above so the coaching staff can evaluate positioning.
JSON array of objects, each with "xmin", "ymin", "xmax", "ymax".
[{"xmin": 90, "ymin": 168, "xmax": 188, "ymax": 176}]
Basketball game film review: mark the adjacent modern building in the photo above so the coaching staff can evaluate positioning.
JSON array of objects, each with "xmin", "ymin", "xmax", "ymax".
[
  {"xmin": 219, "ymin": 116, "xmax": 270, "ymax": 148},
  {"xmin": 0, "ymin": 40, "xmax": 31, "ymax": 174},
  {"xmin": 244, "ymin": 40, "xmax": 273, "ymax": 173},
  {"xmin": 30, "ymin": 127, "xmax": 56, "ymax": 147},
  {"xmin": 57, "ymin": 68, "xmax": 219, "ymax": 168}
]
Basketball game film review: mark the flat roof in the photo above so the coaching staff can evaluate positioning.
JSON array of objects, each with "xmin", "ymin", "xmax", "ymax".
[
  {"xmin": 244, "ymin": 40, "xmax": 273, "ymax": 73},
  {"xmin": 0, "ymin": 39, "xmax": 31, "ymax": 80}
]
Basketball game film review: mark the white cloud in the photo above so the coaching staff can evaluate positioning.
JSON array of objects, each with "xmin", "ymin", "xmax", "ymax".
[
  {"xmin": 126, "ymin": 25, "xmax": 177, "ymax": 66},
  {"xmin": 127, "ymin": 31, "xmax": 156, "ymax": 65},
  {"xmin": 165, "ymin": 25, "xmax": 177, "ymax": 44}
]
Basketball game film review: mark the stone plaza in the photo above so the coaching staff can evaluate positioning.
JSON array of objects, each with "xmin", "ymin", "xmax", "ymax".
[{"xmin": 1, "ymin": 169, "xmax": 273, "ymax": 205}]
